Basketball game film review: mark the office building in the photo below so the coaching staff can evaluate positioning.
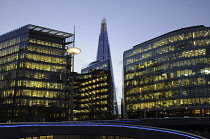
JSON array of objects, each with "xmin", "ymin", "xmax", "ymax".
[
  {"xmin": 74, "ymin": 70, "xmax": 114, "ymax": 120},
  {"xmin": 123, "ymin": 25, "xmax": 210, "ymax": 118},
  {"xmin": 78, "ymin": 18, "xmax": 118, "ymax": 119},
  {"xmin": 0, "ymin": 25, "xmax": 73, "ymax": 122}
]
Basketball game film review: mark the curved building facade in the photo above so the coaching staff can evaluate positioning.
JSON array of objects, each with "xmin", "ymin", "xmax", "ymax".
[{"xmin": 123, "ymin": 25, "xmax": 210, "ymax": 118}]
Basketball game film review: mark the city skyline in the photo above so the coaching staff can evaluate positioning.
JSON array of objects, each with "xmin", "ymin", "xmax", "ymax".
[{"xmin": 1, "ymin": 0, "xmax": 210, "ymax": 109}]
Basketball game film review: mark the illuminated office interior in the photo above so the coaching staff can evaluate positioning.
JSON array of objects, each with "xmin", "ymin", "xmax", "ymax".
[
  {"xmin": 123, "ymin": 25, "xmax": 210, "ymax": 118},
  {"xmin": 74, "ymin": 70, "xmax": 114, "ymax": 120},
  {"xmin": 0, "ymin": 25, "xmax": 74, "ymax": 122}
]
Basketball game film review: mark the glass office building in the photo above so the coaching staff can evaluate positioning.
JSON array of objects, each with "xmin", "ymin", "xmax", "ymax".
[
  {"xmin": 81, "ymin": 18, "xmax": 118, "ymax": 116},
  {"xmin": 0, "ymin": 25, "xmax": 74, "ymax": 122},
  {"xmin": 123, "ymin": 25, "xmax": 210, "ymax": 118},
  {"xmin": 74, "ymin": 70, "xmax": 114, "ymax": 120}
]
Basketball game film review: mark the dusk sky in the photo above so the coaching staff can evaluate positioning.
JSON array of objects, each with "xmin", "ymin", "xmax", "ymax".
[{"xmin": 1, "ymin": 0, "xmax": 210, "ymax": 109}]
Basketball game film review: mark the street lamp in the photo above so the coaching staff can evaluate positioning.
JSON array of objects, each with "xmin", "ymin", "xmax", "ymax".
[
  {"xmin": 66, "ymin": 47, "xmax": 81, "ymax": 72},
  {"xmin": 66, "ymin": 47, "xmax": 81, "ymax": 54},
  {"xmin": 66, "ymin": 47, "xmax": 81, "ymax": 121}
]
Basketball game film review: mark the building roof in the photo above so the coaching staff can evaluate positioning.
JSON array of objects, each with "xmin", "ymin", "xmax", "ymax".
[
  {"xmin": 28, "ymin": 24, "xmax": 74, "ymax": 38},
  {"xmin": 133, "ymin": 25, "xmax": 206, "ymax": 48}
]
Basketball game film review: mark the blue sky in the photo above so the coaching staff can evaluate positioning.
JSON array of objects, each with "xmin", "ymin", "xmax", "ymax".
[{"xmin": 1, "ymin": 0, "xmax": 210, "ymax": 110}]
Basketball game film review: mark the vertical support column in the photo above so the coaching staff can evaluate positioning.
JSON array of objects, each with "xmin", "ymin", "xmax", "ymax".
[
  {"xmin": 144, "ymin": 109, "xmax": 147, "ymax": 118},
  {"xmin": 173, "ymin": 109, "xmax": 176, "ymax": 117},
  {"xmin": 156, "ymin": 110, "xmax": 158, "ymax": 118},
  {"xmin": 70, "ymin": 74, "xmax": 74, "ymax": 121}
]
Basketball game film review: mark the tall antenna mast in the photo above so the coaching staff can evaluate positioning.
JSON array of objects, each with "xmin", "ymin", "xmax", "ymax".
[{"xmin": 73, "ymin": 25, "xmax": 75, "ymax": 48}]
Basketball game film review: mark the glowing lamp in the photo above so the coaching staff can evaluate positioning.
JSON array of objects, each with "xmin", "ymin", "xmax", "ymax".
[{"xmin": 66, "ymin": 47, "xmax": 81, "ymax": 55}]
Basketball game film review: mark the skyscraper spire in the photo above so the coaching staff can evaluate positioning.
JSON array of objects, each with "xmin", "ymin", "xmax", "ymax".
[
  {"xmin": 97, "ymin": 18, "xmax": 118, "ymax": 115},
  {"xmin": 96, "ymin": 18, "xmax": 111, "ymax": 62},
  {"xmin": 81, "ymin": 18, "xmax": 119, "ymax": 116}
]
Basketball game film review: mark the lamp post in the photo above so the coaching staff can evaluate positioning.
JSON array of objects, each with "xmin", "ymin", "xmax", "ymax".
[{"xmin": 66, "ymin": 47, "xmax": 81, "ymax": 121}]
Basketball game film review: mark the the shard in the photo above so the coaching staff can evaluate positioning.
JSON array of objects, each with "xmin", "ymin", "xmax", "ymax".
[{"xmin": 81, "ymin": 18, "xmax": 118, "ymax": 115}]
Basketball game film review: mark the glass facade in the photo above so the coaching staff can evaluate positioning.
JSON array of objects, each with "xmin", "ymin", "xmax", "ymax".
[
  {"xmin": 0, "ymin": 25, "xmax": 74, "ymax": 122},
  {"xmin": 123, "ymin": 25, "xmax": 210, "ymax": 118},
  {"xmin": 74, "ymin": 70, "xmax": 114, "ymax": 120},
  {"xmin": 96, "ymin": 18, "xmax": 111, "ymax": 62},
  {"xmin": 81, "ymin": 18, "xmax": 118, "ymax": 116}
]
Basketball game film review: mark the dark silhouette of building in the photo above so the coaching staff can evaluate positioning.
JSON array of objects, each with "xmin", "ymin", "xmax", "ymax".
[
  {"xmin": 123, "ymin": 25, "xmax": 210, "ymax": 118},
  {"xmin": 0, "ymin": 25, "xmax": 74, "ymax": 122}
]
